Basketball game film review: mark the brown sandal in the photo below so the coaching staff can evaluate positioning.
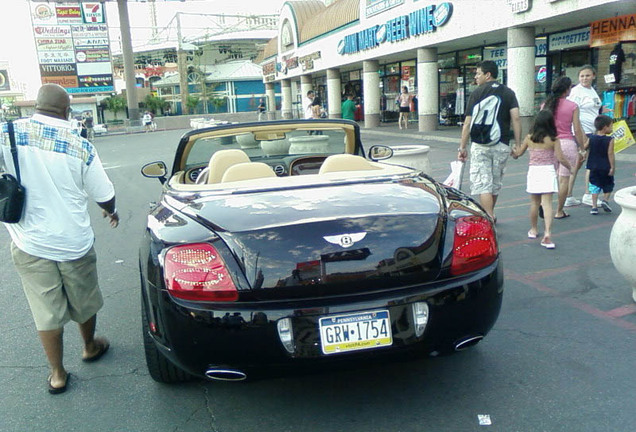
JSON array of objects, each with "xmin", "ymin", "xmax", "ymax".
[{"xmin": 82, "ymin": 338, "xmax": 110, "ymax": 363}]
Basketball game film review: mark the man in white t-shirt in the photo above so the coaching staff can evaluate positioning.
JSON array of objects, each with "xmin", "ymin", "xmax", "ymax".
[
  {"xmin": 0, "ymin": 84, "xmax": 119, "ymax": 394},
  {"xmin": 303, "ymin": 90, "xmax": 315, "ymax": 119}
]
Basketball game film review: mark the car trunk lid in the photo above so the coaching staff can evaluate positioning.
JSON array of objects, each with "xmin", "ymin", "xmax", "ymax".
[{"xmin": 182, "ymin": 179, "xmax": 446, "ymax": 298}]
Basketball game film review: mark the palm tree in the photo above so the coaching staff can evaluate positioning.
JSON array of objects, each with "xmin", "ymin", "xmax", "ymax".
[{"xmin": 103, "ymin": 95, "xmax": 127, "ymax": 120}]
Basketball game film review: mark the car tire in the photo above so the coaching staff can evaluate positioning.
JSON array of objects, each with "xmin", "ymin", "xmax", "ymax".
[{"xmin": 141, "ymin": 299, "xmax": 192, "ymax": 383}]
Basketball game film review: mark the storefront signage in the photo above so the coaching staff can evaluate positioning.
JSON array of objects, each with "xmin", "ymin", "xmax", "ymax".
[
  {"xmin": 40, "ymin": 63, "xmax": 77, "ymax": 77},
  {"xmin": 80, "ymin": 2, "xmax": 105, "ymax": 24},
  {"xmin": 366, "ymin": 0, "xmax": 405, "ymax": 18},
  {"xmin": 506, "ymin": 0, "xmax": 531, "ymax": 14},
  {"xmin": 56, "ymin": 6, "xmax": 82, "ymax": 24},
  {"xmin": 477, "ymin": 39, "xmax": 546, "ymax": 69},
  {"xmin": 548, "ymin": 27, "xmax": 590, "ymax": 51},
  {"xmin": 338, "ymin": 2, "xmax": 452, "ymax": 55},
  {"xmin": 262, "ymin": 61, "xmax": 276, "ymax": 76},
  {"xmin": 36, "ymin": 37, "xmax": 74, "ymax": 51},
  {"xmin": 30, "ymin": 1, "xmax": 113, "ymax": 93},
  {"xmin": 0, "ymin": 70, "xmax": 10, "ymax": 91},
  {"xmin": 590, "ymin": 14, "xmax": 636, "ymax": 48},
  {"xmin": 286, "ymin": 57, "xmax": 299, "ymax": 70},
  {"xmin": 42, "ymin": 75, "xmax": 78, "ymax": 88},
  {"xmin": 299, "ymin": 51, "xmax": 321, "ymax": 72},
  {"xmin": 483, "ymin": 47, "xmax": 508, "ymax": 68}
]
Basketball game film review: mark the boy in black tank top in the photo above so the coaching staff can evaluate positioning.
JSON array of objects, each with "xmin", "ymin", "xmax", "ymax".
[{"xmin": 584, "ymin": 115, "xmax": 615, "ymax": 215}]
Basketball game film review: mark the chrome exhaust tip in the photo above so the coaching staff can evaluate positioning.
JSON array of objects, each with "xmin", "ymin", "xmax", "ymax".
[
  {"xmin": 205, "ymin": 368, "xmax": 247, "ymax": 381},
  {"xmin": 454, "ymin": 335, "xmax": 484, "ymax": 351}
]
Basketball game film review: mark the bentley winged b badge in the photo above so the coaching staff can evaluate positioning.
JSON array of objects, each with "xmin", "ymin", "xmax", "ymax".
[{"xmin": 323, "ymin": 232, "xmax": 367, "ymax": 248}]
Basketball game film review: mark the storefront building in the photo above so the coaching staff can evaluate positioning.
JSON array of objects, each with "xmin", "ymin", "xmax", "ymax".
[{"xmin": 261, "ymin": 0, "xmax": 635, "ymax": 132}]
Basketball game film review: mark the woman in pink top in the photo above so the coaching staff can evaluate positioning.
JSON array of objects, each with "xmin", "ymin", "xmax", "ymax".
[
  {"xmin": 543, "ymin": 76, "xmax": 587, "ymax": 219},
  {"xmin": 397, "ymin": 86, "xmax": 412, "ymax": 130}
]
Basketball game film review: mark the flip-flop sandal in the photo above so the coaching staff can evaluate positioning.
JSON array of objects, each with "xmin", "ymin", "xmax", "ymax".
[
  {"xmin": 554, "ymin": 212, "xmax": 570, "ymax": 219},
  {"xmin": 540, "ymin": 239, "xmax": 556, "ymax": 249},
  {"xmin": 48, "ymin": 373, "xmax": 70, "ymax": 395},
  {"xmin": 527, "ymin": 231, "xmax": 538, "ymax": 239},
  {"xmin": 82, "ymin": 338, "xmax": 110, "ymax": 363}
]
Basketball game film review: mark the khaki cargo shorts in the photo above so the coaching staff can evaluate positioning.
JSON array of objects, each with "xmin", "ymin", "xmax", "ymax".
[
  {"xmin": 469, "ymin": 142, "xmax": 510, "ymax": 196},
  {"xmin": 11, "ymin": 244, "xmax": 104, "ymax": 331}
]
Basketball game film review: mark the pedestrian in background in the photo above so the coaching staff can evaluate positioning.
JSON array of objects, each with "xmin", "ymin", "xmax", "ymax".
[
  {"xmin": 568, "ymin": 65, "xmax": 613, "ymax": 206},
  {"xmin": 341, "ymin": 93, "xmax": 356, "ymax": 121},
  {"xmin": 543, "ymin": 76, "xmax": 587, "ymax": 219},
  {"xmin": 513, "ymin": 110, "xmax": 571, "ymax": 249},
  {"xmin": 458, "ymin": 60, "xmax": 522, "ymax": 221},
  {"xmin": 303, "ymin": 90, "xmax": 315, "ymax": 120},
  {"xmin": 310, "ymin": 96, "xmax": 324, "ymax": 135},
  {"xmin": 257, "ymin": 98, "xmax": 266, "ymax": 121},
  {"xmin": 84, "ymin": 111, "xmax": 95, "ymax": 142},
  {"xmin": 397, "ymin": 86, "xmax": 412, "ymax": 130},
  {"xmin": 585, "ymin": 115, "xmax": 615, "ymax": 215},
  {"xmin": 0, "ymin": 84, "xmax": 118, "ymax": 395},
  {"xmin": 143, "ymin": 111, "xmax": 154, "ymax": 132}
]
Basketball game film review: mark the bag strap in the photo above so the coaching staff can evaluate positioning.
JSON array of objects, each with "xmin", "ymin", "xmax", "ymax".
[{"xmin": 7, "ymin": 121, "xmax": 20, "ymax": 183}]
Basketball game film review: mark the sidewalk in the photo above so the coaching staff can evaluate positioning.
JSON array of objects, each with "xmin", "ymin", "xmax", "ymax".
[{"xmin": 360, "ymin": 121, "xmax": 636, "ymax": 164}]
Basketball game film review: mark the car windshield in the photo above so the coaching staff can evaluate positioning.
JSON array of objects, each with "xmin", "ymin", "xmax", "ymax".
[{"xmin": 184, "ymin": 126, "xmax": 351, "ymax": 170}]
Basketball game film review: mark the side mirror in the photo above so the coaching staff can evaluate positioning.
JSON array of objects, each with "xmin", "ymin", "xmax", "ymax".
[
  {"xmin": 368, "ymin": 145, "xmax": 393, "ymax": 161},
  {"xmin": 141, "ymin": 161, "xmax": 167, "ymax": 184}
]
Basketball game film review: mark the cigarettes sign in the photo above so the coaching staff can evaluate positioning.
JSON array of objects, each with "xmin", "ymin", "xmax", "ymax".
[{"xmin": 30, "ymin": 1, "xmax": 113, "ymax": 93}]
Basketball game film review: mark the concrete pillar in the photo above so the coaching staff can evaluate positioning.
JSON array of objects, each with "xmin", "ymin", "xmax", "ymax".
[
  {"xmin": 300, "ymin": 74, "xmax": 313, "ymax": 114},
  {"xmin": 327, "ymin": 68, "xmax": 342, "ymax": 119},
  {"xmin": 281, "ymin": 79, "xmax": 293, "ymax": 120},
  {"xmin": 417, "ymin": 48, "xmax": 438, "ymax": 132},
  {"xmin": 265, "ymin": 82, "xmax": 276, "ymax": 120},
  {"xmin": 363, "ymin": 60, "xmax": 380, "ymax": 128},
  {"xmin": 507, "ymin": 26, "xmax": 535, "ymax": 140}
]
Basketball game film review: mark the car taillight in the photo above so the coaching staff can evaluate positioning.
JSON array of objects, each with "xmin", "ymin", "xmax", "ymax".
[
  {"xmin": 450, "ymin": 216, "xmax": 497, "ymax": 276},
  {"xmin": 164, "ymin": 243, "xmax": 238, "ymax": 302}
]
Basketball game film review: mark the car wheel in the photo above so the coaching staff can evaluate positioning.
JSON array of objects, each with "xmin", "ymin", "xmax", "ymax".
[{"xmin": 141, "ymin": 299, "xmax": 192, "ymax": 383}]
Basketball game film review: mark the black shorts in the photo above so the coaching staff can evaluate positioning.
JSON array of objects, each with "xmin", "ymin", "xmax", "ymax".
[
  {"xmin": 399, "ymin": 106, "xmax": 410, "ymax": 113},
  {"xmin": 589, "ymin": 169, "xmax": 614, "ymax": 193}
]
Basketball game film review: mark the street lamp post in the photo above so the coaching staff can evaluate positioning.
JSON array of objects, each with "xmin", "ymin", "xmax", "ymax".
[{"xmin": 117, "ymin": 0, "xmax": 139, "ymax": 122}]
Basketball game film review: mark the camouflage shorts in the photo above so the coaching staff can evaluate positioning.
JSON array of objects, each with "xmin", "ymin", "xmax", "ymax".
[{"xmin": 469, "ymin": 142, "xmax": 510, "ymax": 195}]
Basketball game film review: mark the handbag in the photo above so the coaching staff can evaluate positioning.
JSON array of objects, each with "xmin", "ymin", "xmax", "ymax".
[{"xmin": 0, "ymin": 121, "xmax": 26, "ymax": 223}]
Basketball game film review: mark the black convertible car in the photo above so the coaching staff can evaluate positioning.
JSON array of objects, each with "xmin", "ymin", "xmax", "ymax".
[{"xmin": 140, "ymin": 119, "xmax": 503, "ymax": 383}]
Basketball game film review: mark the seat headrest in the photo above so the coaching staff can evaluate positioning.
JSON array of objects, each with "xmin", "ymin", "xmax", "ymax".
[
  {"xmin": 207, "ymin": 149, "xmax": 250, "ymax": 184},
  {"xmin": 221, "ymin": 162, "xmax": 277, "ymax": 183},
  {"xmin": 318, "ymin": 154, "xmax": 381, "ymax": 174}
]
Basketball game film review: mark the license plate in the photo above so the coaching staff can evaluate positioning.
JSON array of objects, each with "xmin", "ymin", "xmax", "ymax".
[{"xmin": 319, "ymin": 310, "xmax": 392, "ymax": 355}]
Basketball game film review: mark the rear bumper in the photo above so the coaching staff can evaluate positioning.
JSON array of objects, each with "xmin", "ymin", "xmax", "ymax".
[{"xmin": 144, "ymin": 262, "xmax": 503, "ymax": 378}]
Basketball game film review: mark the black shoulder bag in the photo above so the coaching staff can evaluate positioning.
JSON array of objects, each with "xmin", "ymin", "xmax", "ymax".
[{"xmin": 0, "ymin": 121, "xmax": 26, "ymax": 223}]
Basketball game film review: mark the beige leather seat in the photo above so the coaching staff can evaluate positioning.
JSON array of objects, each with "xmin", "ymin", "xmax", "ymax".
[
  {"xmin": 318, "ymin": 154, "xmax": 381, "ymax": 174},
  {"xmin": 197, "ymin": 149, "xmax": 250, "ymax": 184},
  {"xmin": 221, "ymin": 162, "xmax": 277, "ymax": 183}
]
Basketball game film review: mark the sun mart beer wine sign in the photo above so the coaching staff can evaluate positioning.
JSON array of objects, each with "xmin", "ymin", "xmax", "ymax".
[{"xmin": 30, "ymin": 1, "xmax": 113, "ymax": 93}]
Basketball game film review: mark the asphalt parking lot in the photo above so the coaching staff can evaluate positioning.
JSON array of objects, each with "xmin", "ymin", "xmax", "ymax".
[{"xmin": 0, "ymin": 124, "xmax": 634, "ymax": 432}]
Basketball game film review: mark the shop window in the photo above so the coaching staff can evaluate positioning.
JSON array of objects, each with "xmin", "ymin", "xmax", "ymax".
[
  {"xmin": 458, "ymin": 48, "xmax": 482, "ymax": 66},
  {"xmin": 385, "ymin": 63, "xmax": 400, "ymax": 75},
  {"xmin": 438, "ymin": 52, "xmax": 457, "ymax": 68}
]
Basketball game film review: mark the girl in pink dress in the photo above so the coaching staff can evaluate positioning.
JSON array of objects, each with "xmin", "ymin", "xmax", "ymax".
[{"xmin": 513, "ymin": 110, "xmax": 571, "ymax": 249}]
